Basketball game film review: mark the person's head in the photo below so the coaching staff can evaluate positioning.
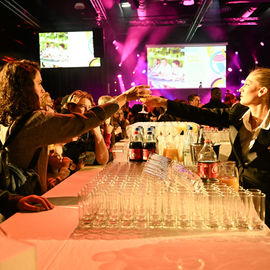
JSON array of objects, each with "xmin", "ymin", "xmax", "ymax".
[
  {"xmin": 0, "ymin": 60, "xmax": 44, "ymax": 125},
  {"xmin": 188, "ymin": 94, "xmax": 200, "ymax": 107},
  {"xmin": 224, "ymin": 93, "xmax": 237, "ymax": 107},
  {"xmin": 211, "ymin": 87, "xmax": 222, "ymax": 101},
  {"xmin": 172, "ymin": 60, "xmax": 180, "ymax": 68},
  {"xmin": 161, "ymin": 58, "xmax": 168, "ymax": 66},
  {"xmin": 154, "ymin": 58, "xmax": 160, "ymax": 65},
  {"xmin": 239, "ymin": 67, "xmax": 270, "ymax": 107},
  {"xmin": 113, "ymin": 109, "xmax": 124, "ymax": 120},
  {"xmin": 98, "ymin": 95, "xmax": 114, "ymax": 105},
  {"xmin": 59, "ymin": 43, "xmax": 65, "ymax": 50},
  {"xmin": 66, "ymin": 90, "xmax": 94, "ymax": 114}
]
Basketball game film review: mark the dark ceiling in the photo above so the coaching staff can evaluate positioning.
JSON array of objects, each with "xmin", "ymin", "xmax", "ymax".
[
  {"xmin": 0, "ymin": 0, "xmax": 269, "ymax": 97},
  {"xmin": 0, "ymin": 0, "xmax": 269, "ymax": 68},
  {"xmin": 1, "ymin": 0, "xmax": 270, "ymax": 39}
]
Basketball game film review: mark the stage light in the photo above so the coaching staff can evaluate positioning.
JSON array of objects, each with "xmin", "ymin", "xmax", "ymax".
[
  {"xmin": 255, "ymin": 60, "xmax": 258, "ymax": 64},
  {"xmin": 241, "ymin": 80, "xmax": 245, "ymax": 84},
  {"xmin": 260, "ymin": 42, "xmax": 264, "ymax": 46},
  {"xmin": 117, "ymin": 74, "xmax": 122, "ymax": 78},
  {"xmin": 239, "ymin": 68, "xmax": 242, "ymax": 72},
  {"xmin": 142, "ymin": 69, "xmax": 146, "ymax": 74},
  {"xmin": 235, "ymin": 51, "xmax": 238, "ymax": 55},
  {"xmin": 228, "ymin": 67, "xmax": 232, "ymax": 72},
  {"xmin": 183, "ymin": 0, "xmax": 194, "ymax": 6},
  {"xmin": 119, "ymin": 63, "xmax": 122, "ymax": 67},
  {"xmin": 121, "ymin": 2, "xmax": 131, "ymax": 8},
  {"xmin": 131, "ymin": 82, "xmax": 136, "ymax": 86}
]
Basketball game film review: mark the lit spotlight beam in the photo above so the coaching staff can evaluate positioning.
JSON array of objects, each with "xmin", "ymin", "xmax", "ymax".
[
  {"xmin": 120, "ymin": 26, "xmax": 151, "ymax": 65},
  {"xmin": 117, "ymin": 74, "xmax": 126, "ymax": 93},
  {"xmin": 0, "ymin": 0, "xmax": 40, "ymax": 28}
]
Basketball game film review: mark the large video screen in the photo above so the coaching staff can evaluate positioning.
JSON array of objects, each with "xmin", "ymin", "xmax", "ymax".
[
  {"xmin": 147, "ymin": 44, "xmax": 226, "ymax": 89},
  {"xmin": 39, "ymin": 31, "xmax": 101, "ymax": 68}
]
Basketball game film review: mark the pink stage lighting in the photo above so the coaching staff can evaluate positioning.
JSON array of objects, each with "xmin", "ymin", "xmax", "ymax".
[
  {"xmin": 228, "ymin": 67, "xmax": 233, "ymax": 72},
  {"xmin": 131, "ymin": 82, "xmax": 136, "ymax": 86},
  {"xmin": 117, "ymin": 74, "xmax": 126, "ymax": 93},
  {"xmin": 260, "ymin": 42, "xmax": 264, "ymax": 46}
]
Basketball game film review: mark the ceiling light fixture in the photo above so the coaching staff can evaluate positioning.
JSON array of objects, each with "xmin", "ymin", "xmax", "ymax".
[
  {"xmin": 74, "ymin": 2, "xmax": 86, "ymax": 10},
  {"xmin": 183, "ymin": 0, "xmax": 195, "ymax": 6},
  {"xmin": 241, "ymin": 7, "xmax": 257, "ymax": 18},
  {"xmin": 121, "ymin": 2, "xmax": 131, "ymax": 8}
]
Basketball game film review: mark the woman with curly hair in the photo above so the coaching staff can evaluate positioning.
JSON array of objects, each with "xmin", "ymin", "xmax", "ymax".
[{"xmin": 0, "ymin": 60, "xmax": 150, "ymax": 198}]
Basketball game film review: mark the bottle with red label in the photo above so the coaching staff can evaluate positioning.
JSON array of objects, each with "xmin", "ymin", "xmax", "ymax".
[
  {"xmin": 197, "ymin": 139, "xmax": 218, "ymax": 183},
  {"xmin": 142, "ymin": 131, "xmax": 156, "ymax": 161},
  {"xmin": 129, "ymin": 129, "xmax": 143, "ymax": 161}
]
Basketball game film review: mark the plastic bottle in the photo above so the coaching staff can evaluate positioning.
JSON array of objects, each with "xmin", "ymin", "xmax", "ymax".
[
  {"xmin": 129, "ymin": 130, "xmax": 143, "ymax": 161},
  {"xmin": 183, "ymin": 125, "xmax": 194, "ymax": 167},
  {"xmin": 142, "ymin": 131, "xmax": 156, "ymax": 161},
  {"xmin": 197, "ymin": 139, "xmax": 218, "ymax": 182}
]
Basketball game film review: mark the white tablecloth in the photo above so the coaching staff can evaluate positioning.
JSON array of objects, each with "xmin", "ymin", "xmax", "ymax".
[{"xmin": 1, "ymin": 165, "xmax": 270, "ymax": 270}]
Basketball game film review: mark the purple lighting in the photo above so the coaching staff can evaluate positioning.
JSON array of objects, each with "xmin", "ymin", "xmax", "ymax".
[
  {"xmin": 239, "ymin": 68, "xmax": 242, "ymax": 72},
  {"xmin": 255, "ymin": 60, "xmax": 258, "ymax": 64},
  {"xmin": 117, "ymin": 74, "xmax": 122, "ymax": 78},
  {"xmin": 131, "ymin": 82, "xmax": 136, "ymax": 86},
  {"xmin": 260, "ymin": 42, "xmax": 264, "ymax": 46},
  {"xmin": 241, "ymin": 79, "xmax": 245, "ymax": 84},
  {"xmin": 228, "ymin": 67, "xmax": 233, "ymax": 72},
  {"xmin": 142, "ymin": 69, "xmax": 146, "ymax": 74},
  {"xmin": 235, "ymin": 51, "xmax": 238, "ymax": 55}
]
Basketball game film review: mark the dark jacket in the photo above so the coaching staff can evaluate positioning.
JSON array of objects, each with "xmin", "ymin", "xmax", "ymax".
[
  {"xmin": 166, "ymin": 100, "xmax": 270, "ymax": 226},
  {"xmin": 201, "ymin": 99, "xmax": 229, "ymax": 109},
  {"xmin": 0, "ymin": 189, "xmax": 22, "ymax": 217}
]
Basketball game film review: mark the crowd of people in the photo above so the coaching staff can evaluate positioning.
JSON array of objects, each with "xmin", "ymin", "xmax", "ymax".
[{"xmin": 0, "ymin": 59, "xmax": 269, "ymax": 228}]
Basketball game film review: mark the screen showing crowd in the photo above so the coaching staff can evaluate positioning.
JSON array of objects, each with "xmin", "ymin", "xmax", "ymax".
[{"xmin": 39, "ymin": 31, "xmax": 101, "ymax": 68}]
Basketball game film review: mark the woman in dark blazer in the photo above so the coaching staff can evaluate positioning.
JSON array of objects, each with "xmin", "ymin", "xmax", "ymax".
[{"xmin": 143, "ymin": 67, "xmax": 270, "ymax": 227}]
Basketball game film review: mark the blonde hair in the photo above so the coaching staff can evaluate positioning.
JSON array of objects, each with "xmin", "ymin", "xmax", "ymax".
[
  {"xmin": 251, "ymin": 68, "xmax": 270, "ymax": 89},
  {"xmin": 251, "ymin": 68, "xmax": 270, "ymax": 105},
  {"xmin": 98, "ymin": 95, "xmax": 114, "ymax": 105}
]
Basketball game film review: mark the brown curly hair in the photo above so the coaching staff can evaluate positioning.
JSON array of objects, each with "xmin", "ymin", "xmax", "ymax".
[{"xmin": 0, "ymin": 60, "xmax": 41, "ymax": 126}]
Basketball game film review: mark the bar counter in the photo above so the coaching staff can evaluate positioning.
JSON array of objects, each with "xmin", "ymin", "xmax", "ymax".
[{"xmin": 1, "ymin": 164, "xmax": 270, "ymax": 270}]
